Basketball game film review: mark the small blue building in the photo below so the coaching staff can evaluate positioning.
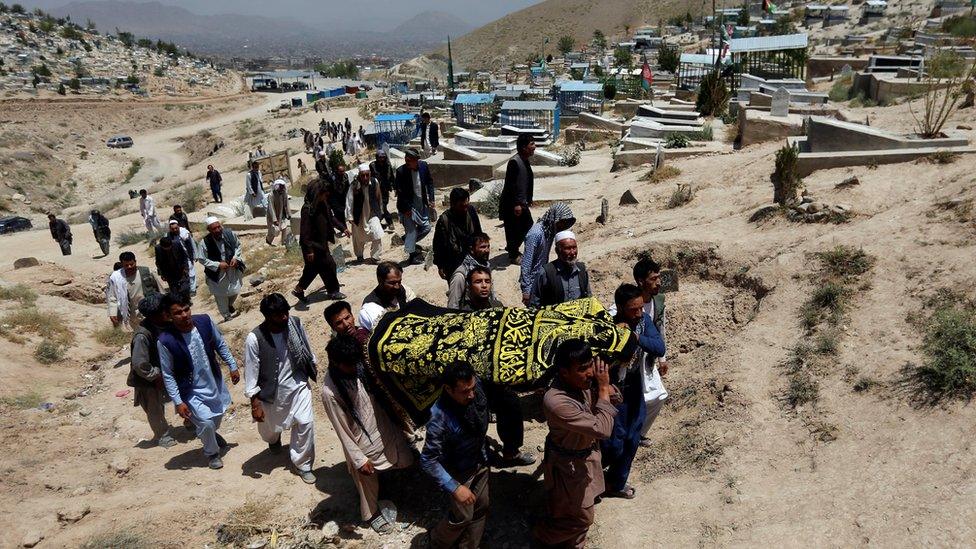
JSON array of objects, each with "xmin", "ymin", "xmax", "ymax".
[
  {"xmin": 452, "ymin": 93, "xmax": 497, "ymax": 128},
  {"xmin": 373, "ymin": 113, "xmax": 420, "ymax": 147},
  {"xmin": 553, "ymin": 81, "xmax": 604, "ymax": 116}
]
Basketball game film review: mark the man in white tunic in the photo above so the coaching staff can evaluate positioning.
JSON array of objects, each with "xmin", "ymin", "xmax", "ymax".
[
  {"xmin": 322, "ymin": 334, "xmax": 415, "ymax": 533},
  {"xmin": 107, "ymin": 251, "xmax": 163, "ymax": 330},
  {"xmin": 345, "ymin": 164, "xmax": 384, "ymax": 263},
  {"xmin": 265, "ymin": 179, "xmax": 292, "ymax": 247},
  {"xmin": 197, "ymin": 217, "xmax": 244, "ymax": 323},
  {"xmin": 244, "ymin": 293, "xmax": 317, "ymax": 484},
  {"xmin": 139, "ymin": 189, "xmax": 163, "ymax": 238},
  {"xmin": 158, "ymin": 295, "xmax": 240, "ymax": 469}
]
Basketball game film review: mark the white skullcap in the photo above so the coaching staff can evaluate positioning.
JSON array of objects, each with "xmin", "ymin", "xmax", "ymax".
[
  {"xmin": 204, "ymin": 216, "xmax": 220, "ymax": 226},
  {"xmin": 358, "ymin": 163, "xmax": 370, "ymax": 172},
  {"xmin": 555, "ymin": 230, "xmax": 576, "ymax": 243},
  {"xmin": 273, "ymin": 178, "xmax": 287, "ymax": 188},
  {"xmin": 168, "ymin": 219, "xmax": 179, "ymax": 225}
]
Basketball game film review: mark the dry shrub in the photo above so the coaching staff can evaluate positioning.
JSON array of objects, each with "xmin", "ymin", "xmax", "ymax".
[
  {"xmin": 0, "ymin": 284, "xmax": 37, "ymax": 305},
  {"xmin": 645, "ymin": 165, "xmax": 681, "ymax": 184},
  {"xmin": 667, "ymin": 184, "xmax": 696, "ymax": 208},
  {"xmin": 94, "ymin": 326, "xmax": 132, "ymax": 348},
  {"xmin": 216, "ymin": 500, "xmax": 277, "ymax": 545}
]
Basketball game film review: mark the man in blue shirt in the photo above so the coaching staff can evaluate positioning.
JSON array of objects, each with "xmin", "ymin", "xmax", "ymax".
[
  {"xmin": 601, "ymin": 283, "xmax": 665, "ymax": 499},
  {"xmin": 158, "ymin": 294, "xmax": 240, "ymax": 470},
  {"xmin": 420, "ymin": 362, "xmax": 490, "ymax": 549}
]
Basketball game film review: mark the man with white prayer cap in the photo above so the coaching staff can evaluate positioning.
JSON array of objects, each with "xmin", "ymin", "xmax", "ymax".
[
  {"xmin": 345, "ymin": 163, "xmax": 384, "ymax": 263},
  {"xmin": 266, "ymin": 178, "xmax": 292, "ymax": 247},
  {"xmin": 528, "ymin": 229, "xmax": 591, "ymax": 308},
  {"xmin": 197, "ymin": 217, "xmax": 245, "ymax": 323}
]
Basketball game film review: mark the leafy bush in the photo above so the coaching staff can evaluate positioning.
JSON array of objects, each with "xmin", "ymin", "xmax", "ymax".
[
  {"xmin": 172, "ymin": 184, "xmax": 207, "ymax": 212},
  {"xmin": 917, "ymin": 304, "xmax": 976, "ymax": 398},
  {"xmin": 664, "ymin": 134, "xmax": 690, "ymax": 149},
  {"xmin": 603, "ymin": 82, "xmax": 617, "ymax": 100},
  {"xmin": 477, "ymin": 186, "xmax": 502, "ymax": 218},
  {"xmin": 816, "ymin": 246, "xmax": 874, "ymax": 279},
  {"xmin": 828, "ymin": 75, "xmax": 852, "ymax": 102},
  {"xmin": 658, "ymin": 44, "xmax": 680, "ymax": 73},
  {"xmin": 786, "ymin": 370, "xmax": 819, "ymax": 408},
  {"xmin": 942, "ymin": 16, "xmax": 976, "ymax": 38}
]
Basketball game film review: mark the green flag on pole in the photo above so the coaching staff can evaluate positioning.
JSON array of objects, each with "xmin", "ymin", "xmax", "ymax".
[{"xmin": 447, "ymin": 36, "xmax": 455, "ymax": 91}]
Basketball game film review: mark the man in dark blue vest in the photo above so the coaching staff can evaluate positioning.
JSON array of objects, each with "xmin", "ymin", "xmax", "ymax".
[{"xmin": 159, "ymin": 294, "xmax": 240, "ymax": 469}]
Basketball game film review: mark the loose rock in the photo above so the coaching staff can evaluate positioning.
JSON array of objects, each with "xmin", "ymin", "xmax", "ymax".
[
  {"xmin": 619, "ymin": 190, "xmax": 639, "ymax": 206},
  {"xmin": 57, "ymin": 504, "xmax": 90, "ymax": 523},
  {"xmin": 110, "ymin": 454, "xmax": 130, "ymax": 476},
  {"xmin": 836, "ymin": 176, "xmax": 860, "ymax": 188},
  {"xmin": 52, "ymin": 278, "xmax": 73, "ymax": 286},
  {"xmin": 468, "ymin": 178, "xmax": 483, "ymax": 192},
  {"xmin": 21, "ymin": 531, "xmax": 43, "ymax": 548},
  {"xmin": 249, "ymin": 275, "xmax": 266, "ymax": 287},
  {"xmin": 13, "ymin": 257, "xmax": 39, "ymax": 269}
]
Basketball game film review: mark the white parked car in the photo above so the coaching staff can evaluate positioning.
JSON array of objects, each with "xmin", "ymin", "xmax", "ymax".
[{"xmin": 106, "ymin": 135, "xmax": 133, "ymax": 148}]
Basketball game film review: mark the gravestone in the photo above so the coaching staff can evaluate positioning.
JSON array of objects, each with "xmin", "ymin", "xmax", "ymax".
[
  {"xmin": 597, "ymin": 198, "xmax": 610, "ymax": 224},
  {"xmin": 771, "ymin": 87, "xmax": 790, "ymax": 118},
  {"xmin": 654, "ymin": 142, "xmax": 664, "ymax": 169},
  {"xmin": 840, "ymin": 64, "xmax": 853, "ymax": 78}
]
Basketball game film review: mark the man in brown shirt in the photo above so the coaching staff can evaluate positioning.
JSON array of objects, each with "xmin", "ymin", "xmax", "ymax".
[{"xmin": 533, "ymin": 339, "xmax": 621, "ymax": 548}]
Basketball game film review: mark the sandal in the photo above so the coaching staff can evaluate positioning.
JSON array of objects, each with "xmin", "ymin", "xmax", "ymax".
[
  {"xmin": 603, "ymin": 485, "xmax": 637, "ymax": 499},
  {"xmin": 369, "ymin": 513, "xmax": 393, "ymax": 534}
]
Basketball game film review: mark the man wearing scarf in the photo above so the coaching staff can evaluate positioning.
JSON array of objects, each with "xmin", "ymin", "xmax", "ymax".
[
  {"xmin": 108, "ymin": 251, "xmax": 163, "ymax": 330},
  {"xmin": 265, "ymin": 179, "xmax": 292, "ymax": 247},
  {"xmin": 244, "ymin": 293, "xmax": 318, "ymax": 484},
  {"xmin": 421, "ymin": 362, "xmax": 490, "ymax": 549},
  {"xmin": 345, "ymin": 164, "xmax": 384, "ymax": 263},
  {"xmin": 321, "ymin": 334, "xmax": 414, "ymax": 533},
  {"xmin": 432, "ymin": 187, "xmax": 483, "ymax": 280},
  {"xmin": 197, "ymin": 217, "xmax": 244, "ymax": 323},
  {"xmin": 358, "ymin": 261, "xmax": 416, "ymax": 333},
  {"xmin": 447, "ymin": 233, "xmax": 492, "ymax": 309},
  {"xmin": 519, "ymin": 203, "xmax": 576, "ymax": 305},
  {"xmin": 88, "ymin": 209, "xmax": 111, "ymax": 256},
  {"xmin": 154, "ymin": 233, "xmax": 191, "ymax": 301}
]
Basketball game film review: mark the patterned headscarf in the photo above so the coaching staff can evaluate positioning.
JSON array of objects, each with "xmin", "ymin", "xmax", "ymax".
[{"xmin": 539, "ymin": 202, "xmax": 575, "ymax": 240}]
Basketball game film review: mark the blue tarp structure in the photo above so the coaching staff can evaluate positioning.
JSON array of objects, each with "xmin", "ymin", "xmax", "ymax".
[
  {"xmin": 553, "ymin": 81, "xmax": 604, "ymax": 115},
  {"xmin": 499, "ymin": 100, "xmax": 560, "ymax": 139},
  {"xmin": 374, "ymin": 113, "xmax": 420, "ymax": 147},
  {"xmin": 326, "ymin": 87, "xmax": 345, "ymax": 97}
]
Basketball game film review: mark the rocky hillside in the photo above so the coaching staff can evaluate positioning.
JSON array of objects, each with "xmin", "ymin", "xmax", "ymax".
[
  {"xmin": 0, "ymin": 5, "xmax": 236, "ymax": 98},
  {"xmin": 431, "ymin": 0, "xmax": 697, "ymax": 69}
]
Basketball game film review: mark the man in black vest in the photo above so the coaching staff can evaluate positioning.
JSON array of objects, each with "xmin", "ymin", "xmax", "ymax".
[
  {"xmin": 155, "ymin": 235, "xmax": 191, "ymax": 302},
  {"xmin": 529, "ymin": 230, "xmax": 591, "ymax": 307},
  {"xmin": 500, "ymin": 135, "xmax": 535, "ymax": 263},
  {"xmin": 243, "ymin": 293, "xmax": 318, "ymax": 484},
  {"xmin": 198, "ymin": 218, "xmax": 245, "ymax": 323},
  {"xmin": 420, "ymin": 112, "xmax": 440, "ymax": 154}
]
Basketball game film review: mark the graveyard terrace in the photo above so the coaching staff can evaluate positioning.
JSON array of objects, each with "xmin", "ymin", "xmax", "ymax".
[{"xmin": 3, "ymin": 90, "xmax": 976, "ymax": 547}]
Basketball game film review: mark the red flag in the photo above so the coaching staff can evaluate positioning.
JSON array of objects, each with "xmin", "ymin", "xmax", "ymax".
[{"xmin": 641, "ymin": 59, "xmax": 653, "ymax": 90}]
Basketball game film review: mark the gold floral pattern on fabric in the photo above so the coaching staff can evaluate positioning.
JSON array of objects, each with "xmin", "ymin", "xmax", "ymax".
[{"xmin": 367, "ymin": 298, "xmax": 634, "ymax": 420}]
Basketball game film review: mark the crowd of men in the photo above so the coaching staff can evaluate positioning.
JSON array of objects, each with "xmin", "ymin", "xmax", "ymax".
[{"xmin": 42, "ymin": 115, "xmax": 672, "ymax": 547}]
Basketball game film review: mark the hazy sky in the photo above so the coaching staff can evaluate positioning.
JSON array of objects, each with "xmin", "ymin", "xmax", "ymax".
[{"xmin": 20, "ymin": 0, "xmax": 541, "ymax": 28}]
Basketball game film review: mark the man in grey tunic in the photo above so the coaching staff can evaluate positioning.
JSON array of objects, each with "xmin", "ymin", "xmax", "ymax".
[{"xmin": 197, "ymin": 217, "xmax": 244, "ymax": 323}]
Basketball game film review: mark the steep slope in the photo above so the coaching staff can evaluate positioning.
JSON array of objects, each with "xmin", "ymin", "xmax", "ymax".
[
  {"xmin": 389, "ymin": 10, "xmax": 473, "ymax": 41},
  {"xmin": 433, "ymin": 0, "xmax": 696, "ymax": 69}
]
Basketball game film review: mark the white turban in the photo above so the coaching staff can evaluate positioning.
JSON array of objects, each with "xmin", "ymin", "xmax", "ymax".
[
  {"xmin": 273, "ymin": 178, "xmax": 287, "ymax": 189},
  {"xmin": 168, "ymin": 219, "xmax": 179, "ymax": 225},
  {"xmin": 204, "ymin": 216, "xmax": 220, "ymax": 226},
  {"xmin": 554, "ymin": 230, "xmax": 576, "ymax": 243},
  {"xmin": 358, "ymin": 163, "xmax": 370, "ymax": 173}
]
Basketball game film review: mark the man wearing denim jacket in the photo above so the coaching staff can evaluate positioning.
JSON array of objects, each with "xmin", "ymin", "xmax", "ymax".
[{"xmin": 420, "ymin": 362, "xmax": 490, "ymax": 549}]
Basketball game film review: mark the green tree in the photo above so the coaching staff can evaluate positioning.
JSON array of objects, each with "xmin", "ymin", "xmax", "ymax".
[
  {"xmin": 738, "ymin": 5, "xmax": 751, "ymax": 26},
  {"xmin": 603, "ymin": 82, "xmax": 617, "ymax": 100},
  {"xmin": 61, "ymin": 26, "xmax": 82, "ymax": 40},
  {"xmin": 137, "ymin": 38, "xmax": 153, "ymax": 48},
  {"xmin": 116, "ymin": 30, "xmax": 134, "ymax": 47},
  {"xmin": 57, "ymin": 83, "xmax": 66, "ymax": 95},
  {"xmin": 68, "ymin": 78, "xmax": 80, "ymax": 90},
  {"xmin": 695, "ymin": 70, "xmax": 730, "ymax": 117},
  {"xmin": 558, "ymin": 35, "xmax": 575, "ymax": 55},
  {"xmin": 614, "ymin": 46, "xmax": 633, "ymax": 68},
  {"xmin": 125, "ymin": 74, "xmax": 139, "ymax": 85},
  {"xmin": 658, "ymin": 43, "xmax": 680, "ymax": 73},
  {"xmin": 11, "ymin": 3, "xmax": 25, "ymax": 14},
  {"xmin": 593, "ymin": 29, "xmax": 608, "ymax": 50},
  {"xmin": 32, "ymin": 63, "xmax": 52, "ymax": 77}
]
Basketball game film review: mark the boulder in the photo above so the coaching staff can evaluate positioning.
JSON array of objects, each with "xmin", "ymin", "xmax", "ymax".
[
  {"xmin": 52, "ymin": 278, "xmax": 72, "ymax": 286},
  {"xmin": 619, "ymin": 190, "xmax": 639, "ymax": 206},
  {"xmin": 14, "ymin": 257, "xmax": 39, "ymax": 269},
  {"xmin": 57, "ymin": 504, "xmax": 90, "ymax": 523},
  {"xmin": 21, "ymin": 531, "xmax": 43, "ymax": 548},
  {"xmin": 248, "ymin": 275, "xmax": 266, "ymax": 287}
]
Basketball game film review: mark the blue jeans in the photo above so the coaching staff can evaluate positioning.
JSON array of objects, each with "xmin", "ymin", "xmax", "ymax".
[
  {"xmin": 600, "ymin": 368, "xmax": 646, "ymax": 493},
  {"xmin": 192, "ymin": 414, "xmax": 224, "ymax": 457},
  {"xmin": 403, "ymin": 206, "xmax": 431, "ymax": 254}
]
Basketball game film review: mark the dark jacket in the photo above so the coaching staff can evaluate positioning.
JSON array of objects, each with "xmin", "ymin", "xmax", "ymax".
[
  {"xmin": 421, "ymin": 121, "xmax": 440, "ymax": 149},
  {"xmin": 169, "ymin": 212, "xmax": 189, "ymax": 229},
  {"xmin": 432, "ymin": 205, "xmax": 483, "ymax": 275},
  {"xmin": 128, "ymin": 321, "xmax": 163, "ymax": 389},
  {"xmin": 299, "ymin": 202, "xmax": 343, "ymax": 253},
  {"xmin": 154, "ymin": 240, "xmax": 189, "ymax": 282},
  {"xmin": 49, "ymin": 218, "xmax": 71, "ymax": 241},
  {"xmin": 206, "ymin": 169, "xmax": 222, "ymax": 187},
  {"xmin": 90, "ymin": 212, "xmax": 111, "ymax": 239},
  {"xmin": 532, "ymin": 260, "xmax": 591, "ymax": 307},
  {"xmin": 500, "ymin": 155, "xmax": 534, "ymax": 220},
  {"xmin": 394, "ymin": 162, "xmax": 435, "ymax": 214},
  {"xmin": 420, "ymin": 379, "xmax": 489, "ymax": 493},
  {"xmin": 370, "ymin": 159, "xmax": 396, "ymax": 194},
  {"xmin": 201, "ymin": 229, "xmax": 245, "ymax": 283}
]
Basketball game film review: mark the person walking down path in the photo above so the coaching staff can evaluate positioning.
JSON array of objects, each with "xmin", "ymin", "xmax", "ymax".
[
  {"xmin": 88, "ymin": 209, "xmax": 111, "ymax": 257},
  {"xmin": 139, "ymin": 189, "xmax": 163, "ymax": 239},
  {"xmin": 48, "ymin": 214, "xmax": 72, "ymax": 256},
  {"xmin": 197, "ymin": 218, "xmax": 245, "ymax": 323}
]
